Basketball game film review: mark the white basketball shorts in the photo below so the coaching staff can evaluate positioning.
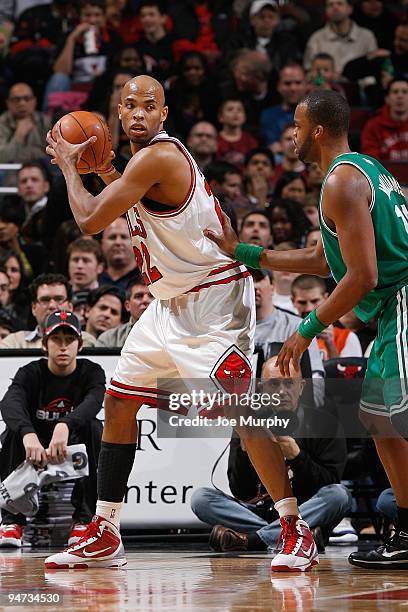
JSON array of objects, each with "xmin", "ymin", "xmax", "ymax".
[{"xmin": 106, "ymin": 274, "xmax": 255, "ymax": 407}]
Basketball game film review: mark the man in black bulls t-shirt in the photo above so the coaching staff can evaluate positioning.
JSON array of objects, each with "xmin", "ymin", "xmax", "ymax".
[{"xmin": 0, "ymin": 311, "xmax": 105, "ymax": 547}]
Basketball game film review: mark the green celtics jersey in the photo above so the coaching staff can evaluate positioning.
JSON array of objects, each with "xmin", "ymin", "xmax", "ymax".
[{"xmin": 319, "ymin": 152, "xmax": 408, "ymax": 322}]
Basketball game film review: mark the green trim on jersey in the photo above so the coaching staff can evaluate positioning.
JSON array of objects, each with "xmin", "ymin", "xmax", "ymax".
[{"xmin": 319, "ymin": 152, "xmax": 408, "ymax": 322}]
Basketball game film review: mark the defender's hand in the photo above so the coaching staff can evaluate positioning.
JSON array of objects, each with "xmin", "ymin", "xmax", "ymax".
[
  {"xmin": 275, "ymin": 331, "xmax": 311, "ymax": 377},
  {"xmin": 46, "ymin": 125, "xmax": 96, "ymax": 172},
  {"xmin": 204, "ymin": 211, "xmax": 239, "ymax": 257}
]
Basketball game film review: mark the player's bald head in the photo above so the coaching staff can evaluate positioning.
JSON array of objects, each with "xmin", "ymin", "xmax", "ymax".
[{"xmin": 122, "ymin": 75, "xmax": 165, "ymax": 106}]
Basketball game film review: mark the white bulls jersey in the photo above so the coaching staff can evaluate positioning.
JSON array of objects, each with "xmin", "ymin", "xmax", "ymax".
[{"xmin": 126, "ymin": 131, "xmax": 247, "ymax": 300}]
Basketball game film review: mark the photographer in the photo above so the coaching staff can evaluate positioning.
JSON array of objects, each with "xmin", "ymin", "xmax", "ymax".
[
  {"xmin": 0, "ymin": 311, "xmax": 104, "ymax": 547},
  {"xmin": 191, "ymin": 353, "xmax": 351, "ymax": 552}
]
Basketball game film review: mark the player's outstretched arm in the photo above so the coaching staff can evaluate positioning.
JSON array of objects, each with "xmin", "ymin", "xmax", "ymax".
[
  {"xmin": 46, "ymin": 128, "xmax": 162, "ymax": 234},
  {"xmin": 205, "ymin": 211, "xmax": 330, "ymax": 276},
  {"xmin": 275, "ymin": 166, "xmax": 378, "ymax": 377}
]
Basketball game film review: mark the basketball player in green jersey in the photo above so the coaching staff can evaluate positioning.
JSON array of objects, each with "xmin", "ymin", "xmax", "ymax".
[{"xmin": 206, "ymin": 89, "xmax": 408, "ymax": 570}]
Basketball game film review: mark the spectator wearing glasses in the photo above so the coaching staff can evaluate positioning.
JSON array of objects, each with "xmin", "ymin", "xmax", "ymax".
[
  {"xmin": 0, "ymin": 83, "xmax": 51, "ymax": 164},
  {"xmin": 0, "ymin": 273, "xmax": 96, "ymax": 348}
]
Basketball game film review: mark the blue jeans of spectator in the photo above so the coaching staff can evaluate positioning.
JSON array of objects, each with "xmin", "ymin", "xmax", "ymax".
[
  {"xmin": 191, "ymin": 484, "xmax": 352, "ymax": 550},
  {"xmin": 42, "ymin": 73, "xmax": 72, "ymax": 111},
  {"xmin": 376, "ymin": 488, "xmax": 397, "ymax": 522}
]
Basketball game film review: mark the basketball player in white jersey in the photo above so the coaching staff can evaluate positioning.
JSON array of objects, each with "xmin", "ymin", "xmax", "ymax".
[{"xmin": 44, "ymin": 76, "xmax": 318, "ymax": 572}]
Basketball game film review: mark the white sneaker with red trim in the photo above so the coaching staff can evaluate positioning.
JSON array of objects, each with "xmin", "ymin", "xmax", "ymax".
[
  {"xmin": 44, "ymin": 516, "xmax": 127, "ymax": 569},
  {"xmin": 271, "ymin": 516, "xmax": 319, "ymax": 573},
  {"xmin": 0, "ymin": 524, "xmax": 23, "ymax": 547}
]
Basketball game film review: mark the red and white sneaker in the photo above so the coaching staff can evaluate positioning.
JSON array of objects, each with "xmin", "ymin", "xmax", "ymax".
[
  {"xmin": 44, "ymin": 516, "xmax": 127, "ymax": 569},
  {"xmin": 68, "ymin": 523, "xmax": 90, "ymax": 546},
  {"xmin": 0, "ymin": 524, "xmax": 23, "ymax": 547},
  {"xmin": 271, "ymin": 516, "xmax": 319, "ymax": 573}
]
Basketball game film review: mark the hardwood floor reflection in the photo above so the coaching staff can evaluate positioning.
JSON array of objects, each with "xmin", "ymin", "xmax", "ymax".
[{"xmin": 1, "ymin": 547, "xmax": 407, "ymax": 611}]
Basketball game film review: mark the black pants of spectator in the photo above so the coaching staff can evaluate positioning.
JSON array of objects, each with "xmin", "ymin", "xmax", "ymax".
[{"xmin": 0, "ymin": 419, "xmax": 102, "ymax": 526}]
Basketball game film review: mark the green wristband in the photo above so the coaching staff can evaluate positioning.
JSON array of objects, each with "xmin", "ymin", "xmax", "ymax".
[
  {"xmin": 234, "ymin": 243, "xmax": 264, "ymax": 269},
  {"xmin": 298, "ymin": 309, "xmax": 326, "ymax": 339}
]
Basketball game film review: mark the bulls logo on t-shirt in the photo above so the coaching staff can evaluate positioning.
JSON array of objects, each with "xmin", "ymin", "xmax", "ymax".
[
  {"xmin": 211, "ymin": 345, "xmax": 252, "ymax": 396},
  {"xmin": 36, "ymin": 397, "xmax": 74, "ymax": 421}
]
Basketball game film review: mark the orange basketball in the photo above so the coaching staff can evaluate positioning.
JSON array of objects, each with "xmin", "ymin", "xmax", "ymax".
[{"xmin": 51, "ymin": 111, "xmax": 112, "ymax": 174}]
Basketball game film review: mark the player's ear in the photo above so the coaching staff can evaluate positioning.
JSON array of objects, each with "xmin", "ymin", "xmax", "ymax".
[
  {"xmin": 118, "ymin": 103, "xmax": 122, "ymax": 120},
  {"xmin": 77, "ymin": 337, "xmax": 83, "ymax": 353},
  {"xmin": 161, "ymin": 105, "xmax": 168, "ymax": 123},
  {"xmin": 315, "ymin": 125, "xmax": 324, "ymax": 139}
]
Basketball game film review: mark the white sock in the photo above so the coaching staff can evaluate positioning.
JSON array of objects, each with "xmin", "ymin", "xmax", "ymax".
[
  {"xmin": 274, "ymin": 497, "xmax": 300, "ymax": 519},
  {"xmin": 96, "ymin": 500, "xmax": 122, "ymax": 529}
]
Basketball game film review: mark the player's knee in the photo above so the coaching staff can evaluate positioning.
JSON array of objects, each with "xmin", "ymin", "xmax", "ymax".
[{"xmin": 390, "ymin": 410, "xmax": 408, "ymax": 438}]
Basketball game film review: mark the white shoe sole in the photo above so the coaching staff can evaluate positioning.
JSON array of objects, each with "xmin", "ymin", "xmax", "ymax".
[
  {"xmin": 0, "ymin": 537, "xmax": 22, "ymax": 548},
  {"xmin": 271, "ymin": 556, "xmax": 319, "ymax": 573},
  {"xmin": 44, "ymin": 556, "xmax": 127, "ymax": 570}
]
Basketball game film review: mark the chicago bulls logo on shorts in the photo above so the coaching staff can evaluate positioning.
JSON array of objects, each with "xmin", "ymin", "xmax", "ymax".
[{"xmin": 210, "ymin": 345, "xmax": 252, "ymax": 396}]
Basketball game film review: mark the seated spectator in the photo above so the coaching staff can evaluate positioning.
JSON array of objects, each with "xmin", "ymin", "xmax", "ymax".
[
  {"xmin": 186, "ymin": 121, "xmax": 218, "ymax": 172},
  {"xmin": 169, "ymin": 0, "xmax": 233, "ymax": 64},
  {"xmin": 305, "ymin": 227, "xmax": 321, "ymax": 249},
  {"xmin": 0, "ymin": 310, "xmax": 20, "ymax": 340},
  {"xmin": 17, "ymin": 162, "xmax": 50, "ymax": 245},
  {"xmin": 166, "ymin": 51, "xmax": 220, "ymax": 139},
  {"xmin": 206, "ymin": 161, "xmax": 243, "ymax": 203},
  {"xmin": 85, "ymin": 285, "xmax": 126, "ymax": 339},
  {"xmin": 303, "ymin": 0, "xmax": 377, "ymax": 75},
  {"xmin": 191, "ymin": 353, "xmax": 349, "ymax": 552},
  {"xmin": 243, "ymin": 147, "xmax": 275, "ymax": 209},
  {"xmin": 302, "ymin": 194, "xmax": 320, "ymax": 227},
  {"xmin": 353, "ymin": 0, "xmax": 399, "ymax": 51},
  {"xmin": 216, "ymin": 98, "xmax": 258, "ymax": 170},
  {"xmin": 68, "ymin": 238, "xmax": 104, "ymax": 293},
  {"xmin": 0, "ymin": 311, "xmax": 104, "ymax": 548},
  {"xmin": 274, "ymin": 171, "xmax": 308, "ymax": 205},
  {"xmin": 0, "ymin": 273, "xmax": 95, "ymax": 348},
  {"xmin": 99, "ymin": 217, "xmax": 139, "ymax": 290},
  {"xmin": 0, "ymin": 197, "xmax": 44, "ymax": 279},
  {"xmin": 96, "ymin": 276, "xmax": 153, "ymax": 347},
  {"xmin": 227, "ymin": 0, "xmax": 300, "ymax": 71},
  {"xmin": 260, "ymin": 62, "xmax": 307, "ymax": 154},
  {"xmin": 221, "ymin": 49, "xmax": 275, "ymax": 135},
  {"xmin": 136, "ymin": 0, "xmax": 174, "ymax": 81},
  {"xmin": 0, "ymin": 267, "xmax": 10, "ymax": 309},
  {"xmin": 343, "ymin": 23, "xmax": 408, "ymax": 105},
  {"xmin": 253, "ymin": 268, "xmax": 325, "ymax": 385},
  {"xmin": 206, "ymin": 161, "xmax": 251, "ymax": 222},
  {"xmin": 0, "ymin": 250, "xmax": 30, "ymax": 327},
  {"xmin": 268, "ymin": 198, "xmax": 311, "ymax": 246},
  {"xmin": 272, "ymin": 123, "xmax": 305, "ymax": 185},
  {"xmin": 271, "ymin": 242, "xmax": 300, "ymax": 313},
  {"xmin": 106, "ymin": 0, "xmax": 141, "ymax": 43},
  {"xmin": 291, "ymin": 275, "xmax": 363, "ymax": 359},
  {"xmin": 0, "ymin": 82, "xmax": 51, "ymax": 164},
  {"xmin": 42, "ymin": 0, "xmax": 122, "ymax": 110},
  {"xmin": 239, "ymin": 211, "xmax": 273, "ymax": 249},
  {"xmin": 306, "ymin": 52, "xmax": 346, "ymax": 94},
  {"xmin": 361, "ymin": 79, "xmax": 408, "ymax": 161}
]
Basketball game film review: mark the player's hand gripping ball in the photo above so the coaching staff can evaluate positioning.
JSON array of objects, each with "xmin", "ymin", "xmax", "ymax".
[{"xmin": 51, "ymin": 111, "xmax": 112, "ymax": 174}]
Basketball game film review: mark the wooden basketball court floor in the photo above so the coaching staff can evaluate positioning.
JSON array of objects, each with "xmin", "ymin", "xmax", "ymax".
[{"xmin": 1, "ymin": 543, "xmax": 408, "ymax": 611}]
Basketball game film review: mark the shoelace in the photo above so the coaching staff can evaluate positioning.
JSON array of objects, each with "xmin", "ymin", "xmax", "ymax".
[{"xmin": 278, "ymin": 520, "xmax": 301, "ymax": 556}]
